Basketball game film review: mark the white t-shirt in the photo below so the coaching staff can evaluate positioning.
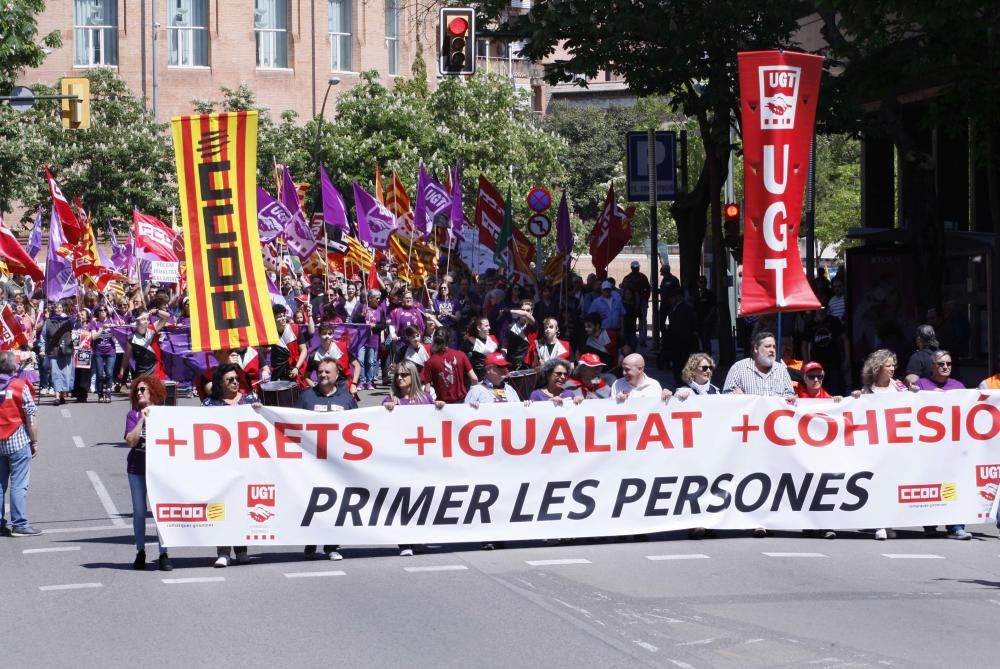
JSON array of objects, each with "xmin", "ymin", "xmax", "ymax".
[{"xmin": 611, "ymin": 375, "xmax": 662, "ymax": 399}]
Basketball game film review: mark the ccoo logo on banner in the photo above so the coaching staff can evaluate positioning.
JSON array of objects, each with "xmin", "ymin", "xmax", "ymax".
[{"xmin": 738, "ymin": 51, "xmax": 823, "ymax": 315}]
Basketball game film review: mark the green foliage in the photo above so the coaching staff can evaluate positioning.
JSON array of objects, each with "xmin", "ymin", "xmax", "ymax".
[
  {"xmin": 1, "ymin": 69, "xmax": 174, "ymax": 227},
  {"xmin": 814, "ymin": 133, "xmax": 861, "ymax": 252},
  {"xmin": 0, "ymin": 0, "xmax": 61, "ymax": 90}
]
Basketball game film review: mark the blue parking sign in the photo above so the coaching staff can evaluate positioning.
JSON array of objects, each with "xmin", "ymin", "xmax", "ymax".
[{"xmin": 626, "ymin": 131, "xmax": 677, "ymax": 202}]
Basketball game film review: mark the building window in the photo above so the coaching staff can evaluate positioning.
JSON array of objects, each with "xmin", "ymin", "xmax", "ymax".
[
  {"xmin": 254, "ymin": 0, "xmax": 288, "ymax": 69},
  {"xmin": 168, "ymin": 0, "xmax": 209, "ymax": 66},
  {"xmin": 73, "ymin": 0, "xmax": 118, "ymax": 66},
  {"xmin": 385, "ymin": 0, "xmax": 399, "ymax": 75},
  {"xmin": 328, "ymin": 0, "xmax": 352, "ymax": 72}
]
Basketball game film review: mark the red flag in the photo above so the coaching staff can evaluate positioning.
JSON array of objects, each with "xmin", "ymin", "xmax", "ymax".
[
  {"xmin": 45, "ymin": 167, "xmax": 83, "ymax": 243},
  {"xmin": 0, "ymin": 217, "xmax": 44, "ymax": 281},
  {"xmin": 0, "ymin": 304, "xmax": 29, "ymax": 351},
  {"xmin": 133, "ymin": 209, "xmax": 179, "ymax": 261},
  {"xmin": 589, "ymin": 185, "xmax": 633, "ymax": 276},
  {"xmin": 737, "ymin": 50, "xmax": 822, "ymax": 315}
]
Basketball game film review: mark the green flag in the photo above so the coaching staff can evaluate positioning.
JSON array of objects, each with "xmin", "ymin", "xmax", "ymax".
[{"xmin": 494, "ymin": 186, "xmax": 513, "ymax": 270}]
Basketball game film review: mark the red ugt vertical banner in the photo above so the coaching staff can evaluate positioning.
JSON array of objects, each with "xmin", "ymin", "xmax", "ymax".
[{"xmin": 738, "ymin": 51, "xmax": 823, "ymax": 316}]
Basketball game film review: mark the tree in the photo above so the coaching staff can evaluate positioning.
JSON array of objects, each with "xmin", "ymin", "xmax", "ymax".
[
  {"xmin": 1, "ymin": 69, "xmax": 175, "ymax": 228},
  {"xmin": 0, "ymin": 0, "xmax": 61, "ymax": 91},
  {"xmin": 486, "ymin": 0, "xmax": 805, "ymax": 361}
]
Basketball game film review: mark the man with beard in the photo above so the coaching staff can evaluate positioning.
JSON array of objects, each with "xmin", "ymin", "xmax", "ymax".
[{"xmin": 722, "ymin": 331, "xmax": 794, "ymax": 538}]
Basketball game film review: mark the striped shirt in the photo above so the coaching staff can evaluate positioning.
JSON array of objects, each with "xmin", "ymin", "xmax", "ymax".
[{"xmin": 722, "ymin": 358, "xmax": 794, "ymax": 397}]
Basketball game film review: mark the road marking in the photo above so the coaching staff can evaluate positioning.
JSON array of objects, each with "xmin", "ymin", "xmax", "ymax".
[
  {"xmin": 60, "ymin": 408, "xmax": 72, "ymax": 419},
  {"xmin": 284, "ymin": 570, "xmax": 347, "ymax": 579},
  {"xmin": 761, "ymin": 552, "xmax": 828, "ymax": 558},
  {"xmin": 86, "ymin": 470, "xmax": 127, "ymax": 528},
  {"xmin": 39, "ymin": 582, "xmax": 102, "ymax": 592},
  {"xmin": 882, "ymin": 553, "xmax": 945, "ymax": 559},
  {"xmin": 72, "ymin": 435, "xmax": 86, "ymax": 449},
  {"xmin": 23, "ymin": 546, "xmax": 81, "ymax": 555},
  {"xmin": 162, "ymin": 577, "xmax": 226, "ymax": 584},
  {"xmin": 646, "ymin": 554, "xmax": 710, "ymax": 561},
  {"xmin": 525, "ymin": 558, "xmax": 592, "ymax": 566},
  {"xmin": 403, "ymin": 565, "xmax": 469, "ymax": 573},
  {"xmin": 43, "ymin": 522, "xmax": 158, "ymax": 535}
]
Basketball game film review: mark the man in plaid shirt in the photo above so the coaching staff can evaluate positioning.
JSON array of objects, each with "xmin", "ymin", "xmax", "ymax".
[{"xmin": 0, "ymin": 351, "xmax": 41, "ymax": 536}]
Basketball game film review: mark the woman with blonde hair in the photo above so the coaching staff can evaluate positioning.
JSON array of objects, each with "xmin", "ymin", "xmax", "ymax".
[
  {"xmin": 858, "ymin": 349, "xmax": 908, "ymax": 394},
  {"xmin": 677, "ymin": 353, "xmax": 720, "ymax": 395}
]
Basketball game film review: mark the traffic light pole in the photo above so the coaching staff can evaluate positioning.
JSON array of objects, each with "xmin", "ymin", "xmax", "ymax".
[{"xmin": 648, "ymin": 128, "xmax": 659, "ymax": 353}]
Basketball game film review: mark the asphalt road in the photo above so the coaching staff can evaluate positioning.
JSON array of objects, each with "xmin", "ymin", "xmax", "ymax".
[{"xmin": 3, "ymin": 388, "xmax": 1000, "ymax": 668}]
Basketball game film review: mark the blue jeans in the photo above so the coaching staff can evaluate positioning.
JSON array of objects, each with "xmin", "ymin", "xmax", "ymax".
[
  {"xmin": 93, "ymin": 354, "xmax": 116, "ymax": 396},
  {"xmin": 128, "ymin": 473, "xmax": 164, "ymax": 553},
  {"xmin": 358, "ymin": 345, "xmax": 379, "ymax": 385},
  {"xmin": 0, "ymin": 444, "xmax": 32, "ymax": 530}
]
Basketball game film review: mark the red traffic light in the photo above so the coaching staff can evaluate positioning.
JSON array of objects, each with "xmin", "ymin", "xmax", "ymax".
[
  {"xmin": 723, "ymin": 203, "xmax": 740, "ymax": 220},
  {"xmin": 448, "ymin": 17, "xmax": 469, "ymax": 36}
]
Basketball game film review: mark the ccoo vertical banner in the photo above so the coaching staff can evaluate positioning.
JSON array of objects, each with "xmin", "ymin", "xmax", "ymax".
[
  {"xmin": 737, "ymin": 51, "xmax": 823, "ymax": 315},
  {"xmin": 171, "ymin": 111, "xmax": 279, "ymax": 352}
]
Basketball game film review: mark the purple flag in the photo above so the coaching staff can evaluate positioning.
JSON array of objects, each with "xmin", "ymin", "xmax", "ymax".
[
  {"xmin": 280, "ymin": 165, "xmax": 319, "ymax": 259},
  {"xmin": 556, "ymin": 189, "xmax": 572, "ymax": 257},
  {"xmin": 26, "ymin": 210, "xmax": 42, "ymax": 259},
  {"xmin": 320, "ymin": 164, "xmax": 350, "ymax": 234},
  {"xmin": 46, "ymin": 208, "xmax": 77, "ymax": 302},
  {"xmin": 413, "ymin": 165, "xmax": 452, "ymax": 242},
  {"xmin": 257, "ymin": 187, "xmax": 287, "ymax": 243},
  {"xmin": 449, "ymin": 161, "xmax": 464, "ymax": 238},
  {"xmin": 351, "ymin": 182, "xmax": 397, "ymax": 249}
]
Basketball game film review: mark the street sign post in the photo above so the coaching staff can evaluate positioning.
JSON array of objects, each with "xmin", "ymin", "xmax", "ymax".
[
  {"xmin": 527, "ymin": 214, "xmax": 551, "ymax": 239},
  {"xmin": 626, "ymin": 131, "xmax": 677, "ymax": 202}
]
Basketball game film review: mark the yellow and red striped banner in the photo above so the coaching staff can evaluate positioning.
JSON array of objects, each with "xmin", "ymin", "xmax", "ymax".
[{"xmin": 171, "ymin": 111, "xmax": 278, "ymax": 352}]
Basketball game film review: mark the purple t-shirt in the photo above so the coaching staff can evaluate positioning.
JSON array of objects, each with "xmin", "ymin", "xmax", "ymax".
[
  {"xmin": 382, "ymin": 395, "xmax": 433, "ymax": 406},
  {"xmin": 125, "ymin": 409, "xmax": 146, "ymax": 476},
  {"xmin": 359, "ymin": 303, "xmax": 385, "ymax": 349},
  {"xmin": 390, "ymin": 306, "xmax": 425, "ymax": 337},
  {"xmin": 89, "ymin": 320, "xmax": 117, "ymax": 356},
  {"xmin": 915, "ymin": 377, "xmax": 965, "ymax": 391},
  {"xmin": 529, "ymin": 388, "xmax": 576, "ymax": 401}
]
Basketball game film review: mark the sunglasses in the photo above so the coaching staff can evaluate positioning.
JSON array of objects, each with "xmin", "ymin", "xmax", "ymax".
[
  {"xmin": 935, "ymin": 361, "xmax": 952, "ymax": 368},
  {"xmin": 552, "ymin": 371, "xmax": 568, "ymax": 377},
  {"xmin": 806, "ymin": 374, "xmax": 825, "ymax": 380},
  {"xmin": 396, "ymin": 372, "xmax": 412, "ymax": 378},
  {"xmin": 698, "ymin": 365, "xmax": 714, "ymax": 371},
  {"xmin": 224, "ymin": 376, "xmax": 240, "ymax": 384},
  {"xmin": 137, "ymin": 387, "xmax": 149, "ymax": 394}
]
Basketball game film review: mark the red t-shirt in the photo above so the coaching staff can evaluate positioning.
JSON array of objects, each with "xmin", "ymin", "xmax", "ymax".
[
  {"xmin": 421, "ymin": 349, "xmax": 473, "ymax": 403},
  {"xmin": 796, "ymin": 385, "xmax": 832, "ymax": 399}
]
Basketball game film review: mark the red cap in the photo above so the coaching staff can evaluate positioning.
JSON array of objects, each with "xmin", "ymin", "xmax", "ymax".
[
  {"xmin": 803, "ymin": 361, "xmax": 825, "ymax": 374},
  {"xmin": 484, "ymin": 352, "xmax": 511, "ymax": 368},
  {"xmin": 577, "ymin": 353, "xmax": 605, "ymax": 368}
]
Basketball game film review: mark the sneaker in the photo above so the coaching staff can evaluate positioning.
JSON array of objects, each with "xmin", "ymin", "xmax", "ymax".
[
  {"xmin": 923, "ymin": 527, "xmax": 939, "ymax": 538},
  {"xmin": 11, "ymin": 525, "xmax": 42, "ymax": 537},
  {"xmin": 752, "ymin": 527, "xmax": 768, "ymax": 538},
  {"xmin": 947, "ymin": 529, "xmax": 972, "ymax": 540},
  {"xmin": 133, "ymin": 550, "xmax": 146, "ymax": 570},
  {"xmin": 688, "ymin": 527, "xmax": 707, "ymax": 540},
  {"xmin": 304, "ymin": 545, "xmax": 318, "ymax": 559},
  {"xmin": 158, "ymin": 553, "xmax": 173, "ymax": 571},
  {"xmin": 481, "ymin": 542, "xmax": 495, "ymax": 551},
  {"xmin": 214, "ymin": 556, "xmax": 229, "ymax": 568},
  {"xmin": 874, "ymin": 528, "xmax": 888, "ymax": 541},
  {"xmin": 400, "ymin": 547, "xmax": 414, "ymax": 557},
  {"xmin": 823, "ymin": 530, "xmax": 837, "ymax": 540},
  {"xmin": 234, "ymin": 551, "xmax": 251, "ymax": 565},
  {"xmin": 326, "ymin": 550, "xmax": 343, "ymax": 561},
  {"xmin": 0, "ymin": 525, "xmax": 11, "ymax": 537}
]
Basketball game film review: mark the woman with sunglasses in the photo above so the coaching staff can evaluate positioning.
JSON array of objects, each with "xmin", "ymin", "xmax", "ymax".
[
  {"xmin": 915, "ymin": 350, "xmax": 964, "ymax": 391},
  {"xmin": 528, "ymin": 359, "xmax": 574, "ymax": 403},
  {"xmin": 796, "ymin": 362, "xmax": 841, "ymax": 399},
  {"xmin": 124, "ymin": 375, "xmax": 172, "ymax": 571},
  {"xmin": 677, "ymin": 354, "xmax": 720, "ymax": 395}
]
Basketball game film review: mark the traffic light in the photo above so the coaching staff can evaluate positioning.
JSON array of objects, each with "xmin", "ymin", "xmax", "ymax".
[
  {"xmin": 60, "ymin": 77, "xmax": 91, "ymax": 129},
  {"xmin": 438, "ymin": 7, "xmax": 476, "ymax": 76},
  {"xmin": 722, "ymin": 202, "xmax": 742, "ymax": 255}
]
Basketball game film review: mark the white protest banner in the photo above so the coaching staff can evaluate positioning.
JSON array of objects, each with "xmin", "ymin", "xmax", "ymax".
[
  {"xmin": 146, "ymin": 391, "xmax": 1000, "ymax": 547},
  {"xmin": 149, "ymin": 261, "xmax": 180, "ymax": 284}
]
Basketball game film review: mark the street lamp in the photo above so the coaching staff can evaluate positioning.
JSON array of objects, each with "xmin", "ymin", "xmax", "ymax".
[{"xmin": 312, "ymin": 76, "xmax": 341, "ymax": 215}]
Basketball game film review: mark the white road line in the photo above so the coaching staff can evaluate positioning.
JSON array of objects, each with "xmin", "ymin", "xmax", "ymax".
[
  {"xmin": 403, "ymin": 565, "xmax": 469, "ymax": 573},
  {"xmin": 284, "ymin": 570, "xmax": 347, "ymax": 579},
  {"xmin": 23, "ymin": 546, "xmax": 81, "ymax": 555},
  {"xmin": 43, "ymin": 522, "xmax": 157, "ymax": 535},
  {"xmin": 525, "ymin": 558, "xmax": 593, "ymax": 566},
  {"xmin": 39, "ymin": 582, "xmax": 102, "ymax": 592},
  {"xmin": 162, "ymin": 577, "xmax": 226, "ymax": 584},
  {"xmin": 761, "ymin": 552, "xmax": 828, "ymax": 558},
  {"xmin": 86, "ymin": 470, "xmax": 127, "ymax": 528},
  {"xmin": 60, "ymin": 408, "xmax": 72, "ymax": 419},
  {"xmin": 646, "ymin": 554, "xmax": 710, "ymax": 561},
  {"xmin": 72, "ymin": 436, "xmax": 86, "ymax": 449},
  {"xmin": 882, "ymin": 553, "xmax": 945, "ymax": 559}
]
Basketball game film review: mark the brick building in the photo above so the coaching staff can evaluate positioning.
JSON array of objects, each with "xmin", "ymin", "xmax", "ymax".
[{"xmin": 25, "ymin": 0, "xmax": 437, "ymax": 121}]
